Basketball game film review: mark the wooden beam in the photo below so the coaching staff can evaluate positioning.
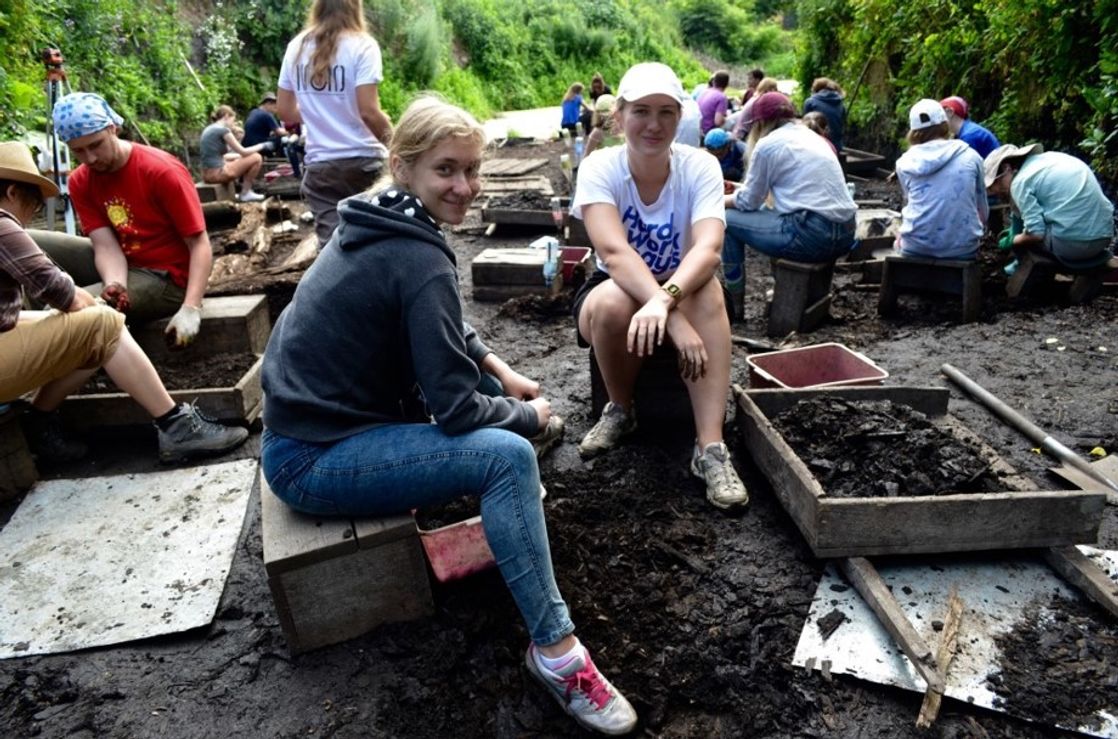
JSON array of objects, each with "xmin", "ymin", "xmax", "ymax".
[
  {"xmin": 916, "ymin": 588, "xmax": 964, "ymax": 728},
  {"xmin": 839, "ymin": 557, "xmax": 945, "ymax": 693},
  {"xmin": 1044, "ymin": 546, "xmax": 1118, "ymax": 618}
]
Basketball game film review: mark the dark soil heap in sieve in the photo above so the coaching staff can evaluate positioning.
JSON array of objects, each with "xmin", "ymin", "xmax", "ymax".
[
  {"xmin": 987, "ymin": 592, "xmax": 1118, "ymax": 732},
  {"xmin": 770, "ymin": 398, "xmax": 1002, "ymax": 498},
  {"xmin": 485, "ymin": 191, "xmax": 554, "ymax": 210}
]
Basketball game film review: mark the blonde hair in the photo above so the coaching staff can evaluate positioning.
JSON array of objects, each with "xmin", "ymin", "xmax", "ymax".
[
  {"xmin": 563, "ymin": 83, "xmax": 584, "ymax": 102},
  {"xmin": 300, "ymin": 0, "xmax": 367, "ymax": 89},
  {"xmin": 757, "ymin": 78, "xmax": 779, "ymax": 95},
  {"xmin": 211, "ymin": 105, "xmax": 236, "ymax": 122},
  {"xmin": 376, "ymin": 95, "xmax": 486, "ymax": 190}
]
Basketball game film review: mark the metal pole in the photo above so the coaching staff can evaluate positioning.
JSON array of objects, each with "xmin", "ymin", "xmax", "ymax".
[{"xmin": 941, "ymin": 363, "xmax": 1118, "ymax": 498}]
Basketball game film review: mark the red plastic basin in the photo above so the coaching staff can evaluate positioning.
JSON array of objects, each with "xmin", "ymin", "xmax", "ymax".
[
  {"xmin": 746, "ymin": 342, "xmax": 888, "ymax": 389},
  {"xmin": 418, "ymin": 515, "xmax": 496, "ymax": 583}
]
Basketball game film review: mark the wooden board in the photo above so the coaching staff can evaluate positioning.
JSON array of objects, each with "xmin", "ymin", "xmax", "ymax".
[
  {"xmin": 261, "ymin": 479, "xmax": 433, "ymax": 654},
  {"xmin": 480, "ymin": 175, "xmax": 553, "ymax": 196},
  {"xmin": 480, "ymin": 207, "xmax": 556, "ymax": 227},
  {"xmin": 480, "ymin": 158, "xmax": 547, "ymax": 177},
  {"xmin": 472, "ymin": 247, "xmax": 549, "ymax": 285},
  {"xmin": 133, "ymin": 294, "xmax": 271, "ymax": 363},
  {"xmin": 61, "ymin": 355, "xmax": 264, "ymax": 429},
  {"xmin": 734, "ymin": 385, "xmax": 1107, "ymax": 557}
]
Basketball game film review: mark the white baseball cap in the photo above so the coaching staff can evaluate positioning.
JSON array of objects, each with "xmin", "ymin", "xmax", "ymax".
[
  {"xmin": 908, "ymin": 98, "xmax": 947, "ymax": 131},
  {"xmin": 616, "ymin": 62, "xmax": 687, "ymax": 105}
]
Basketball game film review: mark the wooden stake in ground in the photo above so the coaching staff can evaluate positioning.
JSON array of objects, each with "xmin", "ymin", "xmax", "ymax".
[{"xmin": 916, "ymin": 588, "xmax": 964, "ymax": 729}]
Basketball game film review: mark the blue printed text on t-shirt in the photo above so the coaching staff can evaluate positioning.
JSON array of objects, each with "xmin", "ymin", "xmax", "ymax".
[{"xmin": 621, "ymin": 206, "xmax": 682, "ymax": 273}]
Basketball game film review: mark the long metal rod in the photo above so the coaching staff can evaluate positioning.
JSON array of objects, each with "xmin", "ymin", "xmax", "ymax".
[{"xmin": 941, "ymin": 363, "xmax": 1118, "ymax": 496}]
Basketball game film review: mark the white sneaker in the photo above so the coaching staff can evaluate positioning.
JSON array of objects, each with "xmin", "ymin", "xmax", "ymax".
[
  {"xmin": 238, "ymin": 190, "xmax": 265, "ymax": 203},
  {"xmin": 578, "ymin": 402, "xmax": 636, "ymax": 458},
  {"xmin": 691, "ymin": 441, "xmax": 749, "ymax": 510},
  {"xmin": 525, "ymin": 643, "xmax": 638, "ymax": 735},
  {"xmin": 531, "ymin": 415, "xmax": 565, "ymax": 459}
]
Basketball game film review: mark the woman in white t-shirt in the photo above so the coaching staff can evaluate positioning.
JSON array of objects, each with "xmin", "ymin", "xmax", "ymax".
[
  {"xmin": 277, "ymin": 0, "xmax": 393, "ymax": 247},
  {"xmin": 571, "ymin": 62, "xmax": 749, "ymax": 511}
]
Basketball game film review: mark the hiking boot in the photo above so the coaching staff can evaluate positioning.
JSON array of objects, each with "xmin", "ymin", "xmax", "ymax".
[
  {"xmin": 22, "ymin": 409, "xmax": 87, "ymax": 463},
  {"xmin": 525, "ymin": 643, "xmax": 638, "ymax": 736},
  {"xmin": 156, "ymin": 402, "xmax": 249, "ymax": 463},
  {"xmin": 691, "ymin": 441, "xmax": 749, "ymax": 510},
  {"xmin": 578, "ymin": 402, "xmax": 636, "ymax": 459},
  {"xmin": 531, "ymin": 415, "xmax": 565, "ymax": 459}
]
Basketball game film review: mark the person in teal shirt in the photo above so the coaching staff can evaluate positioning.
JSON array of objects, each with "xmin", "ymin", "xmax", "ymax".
[{"xmin": 985, "ymin": 144, "xmax": 1115, "ymax": 269}]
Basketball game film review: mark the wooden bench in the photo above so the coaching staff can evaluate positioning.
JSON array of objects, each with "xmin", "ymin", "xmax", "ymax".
[
  {"xmin": 1006, "ymin": 249, "xmax": 1109, "ymax": 304},
  {"xmin": 196, "ymin": 181, "xmax": 236, "ymax": 203},
  {"xmin": 0, "ymin": 405, "xmax": 36, "ymax": 501},
  {"xmin": 878, "ymin": 255, "xmax": 981, "ymax": 323},
  {"xmin": 589, "ymin": 344, "xmax": 693, "ymax": 429},
  {"xmin": 261, "ymin": 478, "xmax": 434, "ymax": 654},
  {"xmin": 767, "ymin": 259, "xmax": 836, "ymax": 337}
]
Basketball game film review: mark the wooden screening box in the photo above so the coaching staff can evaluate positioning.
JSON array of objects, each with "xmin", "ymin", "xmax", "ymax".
[
  {"xmin": 261, "ymin": 479, "xmax": 434, "ymax": 655},
  {"xmin": 61, "ymin": 355, "xmax": 263, "ymax": 429},
  {"xmin": 133, "ymin": 295, "xmax": 271, "ymax": 363},
  {"xmin": 734, "ymin": 385, "xmax": 1107, "ymax": 558},
  {"xmin": 471, "ymin": 247, "xmax": 564, "ymax": 302}
]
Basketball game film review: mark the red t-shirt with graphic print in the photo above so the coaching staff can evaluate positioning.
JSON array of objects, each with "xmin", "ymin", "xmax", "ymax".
[{"xmin": 69, "ymin": 144, "xmax": 205, "ymax": 288}]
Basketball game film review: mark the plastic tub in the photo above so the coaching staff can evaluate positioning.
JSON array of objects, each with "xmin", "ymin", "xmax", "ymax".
[
  {"xmin": 746, "ymin": 342, "xmax": 888, "ymax": 389},
  {"xmin": 418, "ymin": 516, "xmax": 496, "ymax": 583},
  {"xmin": 561, "ymin": 246, "xmax": 592, "ymax": 282}
]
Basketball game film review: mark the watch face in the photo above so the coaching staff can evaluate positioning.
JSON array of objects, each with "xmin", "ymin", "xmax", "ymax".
[{"xmin": 664, "ymin": 283, "xmax": 681, "ymax": 297}]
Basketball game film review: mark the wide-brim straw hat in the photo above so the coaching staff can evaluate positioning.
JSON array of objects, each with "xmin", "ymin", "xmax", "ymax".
[
  {"xmin": 0, "ymin": 142, "xmax": 60, "ymax": 200},
  {"xmin": 983, "ymin": 143, "xmax": 1043, "ymax": 188}
]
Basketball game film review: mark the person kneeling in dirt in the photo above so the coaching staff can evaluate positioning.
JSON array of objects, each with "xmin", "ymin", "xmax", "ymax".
[
  {"xmin": 984, "ymin": 143, "xmax": 1115, "ymax": 270},
  {"xmin": 199, "ymin": 105, "xmax": 269, "ymax": 203},
  {"xmin": 36, "ymin": 92, "xmax": 214, "ymax": 349},
  {"xmin": 572, "ymin": 62, "xmax": 749, "ymax": 511},
  {"xmin": 893, "ymin": 99, "xmax": 987, "ymax": 260},
  {"xmin": 260, "ymin": 96, "xmax": 637, "ymax": 736},
  {"xmin": 0, "ymin": 142, "xmax": 249, "ymax": 464}
]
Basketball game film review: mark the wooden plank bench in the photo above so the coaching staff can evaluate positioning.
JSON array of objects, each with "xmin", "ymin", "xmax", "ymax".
[
  {"xmin": 878, "ymin": 255, "xmax": 981, "ymax": 323},
  {"xmin": 1006, "ymin": 249, "xmax": 1110, "ymax": 304},
  {"xmin": 261, "ymin": 478, "xmax": 434, "ymax": 654},
  {"xmin": 589, "ymin": 344, "xmax": 693, "ymax": 430},
  {"xmin": 0, "ymin": 405, "xmax": 37, "ymax": 501},
  {"xmin": 767, "ymin": 258, "xmax": 836, "ymax": 337},
  {"xmin": 196, "ymin": 181, "xmax": 236, "ymax": 203}
]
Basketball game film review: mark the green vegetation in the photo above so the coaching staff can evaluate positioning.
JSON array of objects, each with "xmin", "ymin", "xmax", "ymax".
[{"xmin": 796, "ymin": 0, "xmax": 1118, "ymax": 180}]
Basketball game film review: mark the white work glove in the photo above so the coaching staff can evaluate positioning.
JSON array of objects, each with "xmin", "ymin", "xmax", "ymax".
[{"xmin": 164, "ymin": 304, "xmax": 202, "ymax": 349}]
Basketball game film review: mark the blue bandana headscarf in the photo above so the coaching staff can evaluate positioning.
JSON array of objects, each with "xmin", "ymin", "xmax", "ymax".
[{"xmin": 52, "ymin": 92, "xmax": 124, "ymax": 142}]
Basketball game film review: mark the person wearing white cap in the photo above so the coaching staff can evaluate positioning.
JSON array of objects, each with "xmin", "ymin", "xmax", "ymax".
[
  {"xmin": 570, "ymin": 61, "xmax": 749, "ymax": 511},
  {"xmin": 984, "ymin": 143, "xmax": 1115, "ymax": 269},
  {"xmin": 44, "ymin": 91, "xmax": 213, "ymax": 349},
  {"xmin": 0, "ymin": 141, "xmax": 247, "ymax": 464},
  {"xmin": 893, "ymin": 99, "xmax": 988, "ymax": 260}
]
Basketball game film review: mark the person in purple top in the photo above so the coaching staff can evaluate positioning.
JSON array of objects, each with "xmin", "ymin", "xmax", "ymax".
[
  {"xmin": 696, "ymin": 70, "xmax": 730, "ymax": 135},
  {"xmin": 940, "ymin": 96, "xmax": 1001, "ymax": 160}
]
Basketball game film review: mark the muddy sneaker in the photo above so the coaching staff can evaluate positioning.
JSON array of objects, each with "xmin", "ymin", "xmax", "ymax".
[
  {"xmin": 22, "ymin": 409, "xmax": 87, "ymax": 463},
  {"xmin": 156, "ymin": 402, "xmax": 249, "ymax": 463},
  {"xmin": 238, "ymin": 190, "xmax": 265, "ymax": 203},
  {"xmin": 691, "ymin": 441, "xmax": 749, "ymax": 510},
  {"xmin": 531, "ymin": 415, "xmax": 565, "ymax": 459},
  {"xmin": 525, "ymin": 643, "xmax": 638, "ymax": 735},
  {"xmin": 578, "ymin": 402, "xmax": 636, "ymax": 459}
]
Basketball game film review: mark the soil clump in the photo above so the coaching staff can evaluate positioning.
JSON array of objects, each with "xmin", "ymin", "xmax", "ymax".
[
  {"xmin": 485, "ymin": 191, "xmax": 554, "ymax": 211},
  {"xmin": 77, "ymin": 352, "xmax": 259, "ymax": 394},
  {"xmin": 770, "ymin": 398, "xmax": 1003, "ymax": 497}
]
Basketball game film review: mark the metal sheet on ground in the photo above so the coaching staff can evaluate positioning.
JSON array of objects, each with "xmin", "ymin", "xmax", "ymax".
[
  {"xmin": 0, "ymin": 459, "xmax": 257, "ymax": 658},
  {"xmin": 793, "ymin": 548, "xmax": 1118, "ymax": 737}
]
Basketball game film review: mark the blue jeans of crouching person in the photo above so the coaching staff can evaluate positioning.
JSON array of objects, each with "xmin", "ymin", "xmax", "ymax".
[{"xmin": 261, "ymin": 420, "xmax": 575, "ymax": 647}]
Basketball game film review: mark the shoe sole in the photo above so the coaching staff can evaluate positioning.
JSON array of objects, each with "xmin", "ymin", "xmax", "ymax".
[
  {"xmin": 690, "ymin": 459, "xmax": 749, "ymax": 510},
  {"xmin": 523, "ymin": 649, "xmax": 636, "ymax": 736},
  {"xmin": 577, "ymin": 423, "xmax": 637, "ymax": 459},
  {"xmin": 159, "ymin": 432, "xmax": 249, "ymax": 464}
]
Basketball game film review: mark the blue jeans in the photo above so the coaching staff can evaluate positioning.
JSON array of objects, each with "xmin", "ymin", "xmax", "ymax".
[
  {"xmin": 722, "ymin": 208, "xmax": 856, "ymax": 294},
  {"xmin": 261, "ymin": 423, "xmax": 574, "ymax": 646}
]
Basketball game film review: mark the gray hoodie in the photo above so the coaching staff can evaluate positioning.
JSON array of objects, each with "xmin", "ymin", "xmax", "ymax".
[
  {"xmin": 895, "ymin": 138, "xmax": 988, "ymax": 259},
  {"xmin": 262, "ymin": 192, "xmax": 538, "ymax": 442}
]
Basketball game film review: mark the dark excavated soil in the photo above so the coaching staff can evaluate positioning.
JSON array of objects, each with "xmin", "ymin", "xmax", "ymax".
[
  {"xmin": 77, "ymin": 352, "xmax": 260, "ymax": 394},
  {"xmin": 988, "ymin": 593, "xmax": 1118, "ymax": 732},
  {"xmin": 2, "ymin": 141, "xmax": 1116, "ymax": 739},
  {"xmin": 770, "ymin": 398, "xmax": 1003, "ymax": 497},
  {"xmin": 485, "ymin": 191, "xmax": 554, "ymax": 211}
]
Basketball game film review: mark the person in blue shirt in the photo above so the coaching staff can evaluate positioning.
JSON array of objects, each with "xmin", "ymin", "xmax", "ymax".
[
  {"xmin": 941, "ymin": 96, "xmax": 1000, "ymax": 160},
  {"xmin": 985, "ymin": 143, "xmax": 1115, "ymax": 269},
  {"xmin": 560, "ymin": 83, "xmax": 591, "ymax": 140},
  {"xmin": 242, "ymin": 92, "xmax": 302, "ymax": 177},
  {"xmin": 702, "ymin": 128, "xmax": 746, "ymax": 183},
  {"xmin": 802, "ymin": 78, "xmax": 847, "ymax": 152}
]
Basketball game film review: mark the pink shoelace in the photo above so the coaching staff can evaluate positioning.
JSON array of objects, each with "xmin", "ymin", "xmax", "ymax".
[{"xmin": 560, "ymin": 655, "xmax": 613, "ymax": 710}]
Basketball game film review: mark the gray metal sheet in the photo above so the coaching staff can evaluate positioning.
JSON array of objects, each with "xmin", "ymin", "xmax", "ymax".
[
  {"xmin": 794, "ymin": 547, "xmax": 1118, "ymax": 737},
  {"xmin": 0, "ymin": 459, "xmax": 257, "ymax": 658}
]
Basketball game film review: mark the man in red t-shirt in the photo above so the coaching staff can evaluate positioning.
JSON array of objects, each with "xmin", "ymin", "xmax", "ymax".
[{"xmin": 40, "ymin": 92, "xmax": 212, "ymax": 347}]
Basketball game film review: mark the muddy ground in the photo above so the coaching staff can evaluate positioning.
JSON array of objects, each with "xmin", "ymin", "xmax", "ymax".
[{"xmin": 2, "ymin": 140, "xmax": 1117, "ymax": 738}]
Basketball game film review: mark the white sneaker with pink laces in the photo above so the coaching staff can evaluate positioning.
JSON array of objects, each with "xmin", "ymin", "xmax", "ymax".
[{"xmin": 525, "ymin": 641, "xmax": 637, "ymax": 735}]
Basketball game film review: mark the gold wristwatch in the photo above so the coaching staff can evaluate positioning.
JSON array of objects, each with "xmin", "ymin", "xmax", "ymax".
[{"xmin": 661, "ymin": 282, "xmax": 682, "ymax": 300}]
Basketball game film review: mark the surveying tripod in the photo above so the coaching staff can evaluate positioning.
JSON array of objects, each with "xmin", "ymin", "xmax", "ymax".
[{"xmin": 43, "ymin": 47, "xmax": 77, "ymax": 235}]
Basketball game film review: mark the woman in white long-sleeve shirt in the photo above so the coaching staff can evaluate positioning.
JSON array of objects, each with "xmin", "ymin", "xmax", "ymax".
[{"xmin": 722, "ymin": 92, "xmax": 857, "ymax": 318}]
